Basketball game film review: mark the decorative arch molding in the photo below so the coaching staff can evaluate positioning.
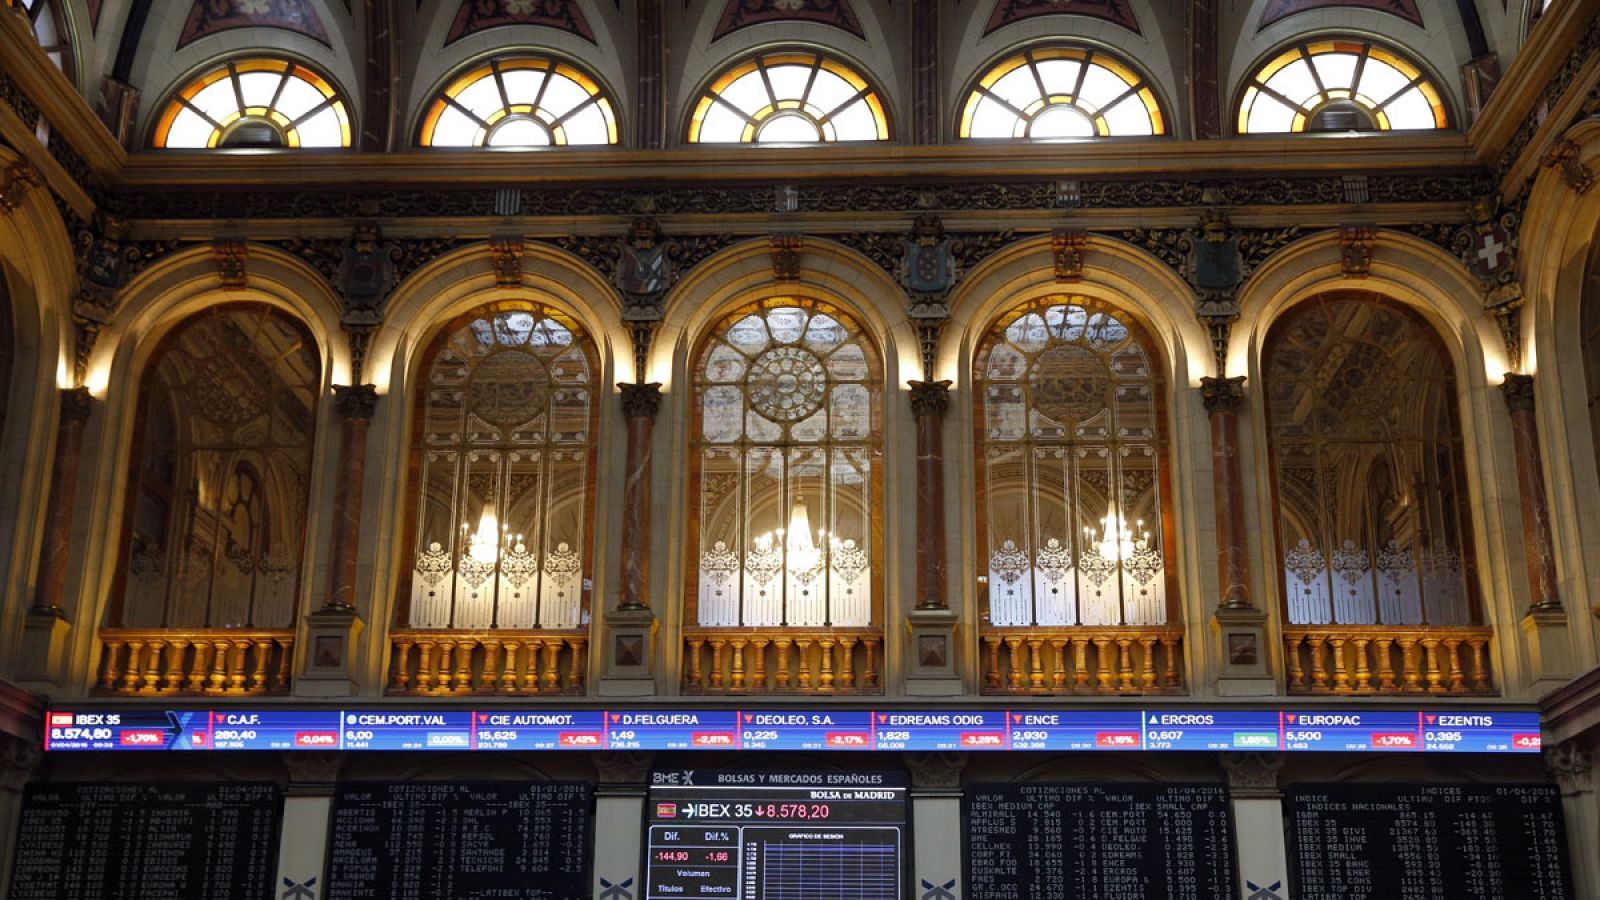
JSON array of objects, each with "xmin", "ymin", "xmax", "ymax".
[
  {"xmin": 0, "ymin": 148, "xmax": 76, "ymax": 672},
  {"xmin": 1517, "ymin": 118, "xmax": 1600, "ymax": 656},
  {"xmin": 1228, "ymin": 227, "xmax": 1531, "ymax": 686}
]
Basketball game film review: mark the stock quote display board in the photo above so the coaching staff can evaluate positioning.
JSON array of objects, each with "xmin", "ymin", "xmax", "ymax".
[
  {"xmin": 9, "ymin": 782, "xmax": 280, "ymax": 900},
  {"xmin": 966, "ymin": 783, "xmax": 1236, "ymax": 899},
  {"xmin": 1287, "ymin": 783, "xmax": 1571, "ymax": 899},
  {"xmin": 42, "ymin": 707, "xmax": 1543, "ymax": 754},
  {"xmin": 644, "ymin": 770, "xmax": 906, "ymax": 900},
  {"xmin": 325, "ymin": 782, "xmax": 591, "ymax": 900}
]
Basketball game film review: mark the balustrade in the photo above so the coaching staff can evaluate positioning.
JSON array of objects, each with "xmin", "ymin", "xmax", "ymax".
[
  {"xmin": 1283, "ymin": 626, "xmax": 1493, "ymax": 695},
  {"xmin": 979, "ymin": 626, "xmax": 1185, "ymax": 694},
  {"xmin": 683, "ymin": 629, "xmax": 881, "ymax": 694},
  {"xmin": 96, "ymin": 629, "xmax": 294, "ymax": 696},
  {"xmin": 387, "ymin": 630, "xmax": 588, "ymax": 695}
]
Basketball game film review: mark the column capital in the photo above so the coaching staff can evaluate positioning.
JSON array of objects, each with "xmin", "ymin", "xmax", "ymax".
[
  {"xmin": 58, "ymin": 386, "xmax": 94, "ymax": 423},
  {"xmin": 1199, "ymin": 375, "xmax": 1246, "ymax": 413},
  {"xmin": 1501, "ymin": 373, "xmax": 1536, "ymax": 412},
  {"xmin": 907, "ymin": 379, "xmax": 952, "ymax": 417},
  {"xmin": 618, "ymin": 382, "xmax": 663, "ymax": 419},
  {"xmin": 332, "ymin": 384, "xmax": 379, "ymax": 420},
  {"xmin": 1220, "ymin": 751, "xmax": 1284, "ymax": 797},
  {"xmin": 906, "ymin": 751, "xmax": 966, "ymax": 790}
]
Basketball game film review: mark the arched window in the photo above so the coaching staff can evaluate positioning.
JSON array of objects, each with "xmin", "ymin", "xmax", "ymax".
[
  {"xmin": 974, "ymin": 297, "xmax": 1173, "ymax": 628},
  {"xmin": 1237, "ymin": 39, "xmax": 1447, "ymax": 134},
  {"xmin": 1264, "ymin": 293, "xmax": 1476, "ymax": 626},
  {"xmin": 114, "ymin": 305, "xmax": 321, "ymax": 630},
  {"xmin": 959, "ymin": 46, "xmax": 1165, "ymax": 139},
  {"xmin": 152, "ymin": 58, "xmax": 352, "ymax": 149},
  {"xmin": 7, "ymin": 0, "xmax": 70, "ymax": 78},
  {"xmin": 420, "ymin": 56, "xmax": 618, "ymax": 148},
  {"xmin": 688, "ymin": 51, "xmax": 889, "ymax": 144},
  {"xmin": 401, "ymin": 303, "xmax": 598, "ymax": 631},
  {"xmin": 691, "ymin": 299, "xmax": 882, "ymax": 629}
]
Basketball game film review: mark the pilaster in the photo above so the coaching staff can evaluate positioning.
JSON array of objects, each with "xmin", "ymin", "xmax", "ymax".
[
  {"xmin": 594, "ymin": 752, "xmax": 653, "ymax": 900},
  {"xmin": 1221, "ymin": 752, "xmax": 1289, "ymax": 900},
  {"xmin": 907, "ymin": 753, "xmax": 965, "ymax": 900}
]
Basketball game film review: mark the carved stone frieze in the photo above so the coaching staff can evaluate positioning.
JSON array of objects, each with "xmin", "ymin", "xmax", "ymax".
[
  {"xmin": 769, "ymin": 233, "xmax": 802, "ymax": 281},
  {"xmin": 213, "ymin": 240, "xmax": 248, "ymax": 287},
  {"xmin": 1543, "ymin": 139, "xmax": 1596, "ymax": 194},
  {"xmin": 1339, "ymin": 225, "xmax": 1375, "ymax": 278},
  {"xmin": 593, "ymin": 751, "xmax": 655, "ymax": 785},
  {"xmin": 837, "ymin": 218, "xmax": 1015, "ymax": 320},
  {"xmin": 1493, "ymin": 12, "xmax": 1600, "ymax": 184},
  {"xmin": 488, "ymin": 237, "xmax": 524, "ymax": 286},
  {"xmin": 551, "ymin": 220, "xmax": 734, "ymax": 323},
  {"xmin": 1220, "ymin": 751, "xmax": 1284, "ymax": 795},
  {"xmin": 1545, "ymin": 739, "xmax": 1594, "ymax": 793},
  {"xmin": 1051, "ymin": 229, "xmax": 1086, "ymax": 282},
  {"xmin": 0, "ymin": 159, "xmax": 41, "ymax": 214},
  {"xmin": 905, "ymin": 751, "xmax": 966, "ymax": 790}
]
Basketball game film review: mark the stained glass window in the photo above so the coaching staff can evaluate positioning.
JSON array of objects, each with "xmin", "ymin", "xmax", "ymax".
[
  {"xmin": 974, "ymin": 297, "xmax": 1172, "ymax": 627},
  {"xmin": 688, "ymin": 52, "xmax": 888, "ymax": 144},
  {"xmin": 401, "ymin": 303, "xmax": 598, "ymax": 631},
  {"xmin": 115, "ymin": 305, "xmax": 320, "ymax": 629},
  {"xmin": 152, "ymin": 58, "xmax": 352, "ymax": 149},
  {"xmin": 1237, "ymin": 39, "xmax": 1448, "ymax": 133},
  {"xmin": 420, "ymin": 56, "xmax": 618, "ymax": 148},
  {"xmin": 960, "ymin": 47, "xmax": 1165, "ymax": 139},
  {"xmin": 691, "ymin": 299, "xmax": 882, "ymax": 628},
  {"xmin": 1265, "ymin": 293, "xmax": 1476, "ymax": 626}
]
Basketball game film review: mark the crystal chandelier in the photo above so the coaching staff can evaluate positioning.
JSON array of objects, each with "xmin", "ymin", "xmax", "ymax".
[{"xmin": 1084, "ymin": 504, "xmax": 1149, "ymax": 562}]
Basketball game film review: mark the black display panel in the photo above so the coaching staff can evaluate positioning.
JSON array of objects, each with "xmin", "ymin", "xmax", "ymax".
[
  {"xmin": 1286, "ymin": 783, "xmax": 1571, "ymax": 900},
  {"xmin": 325, "ymin": 782, "xmax": 592, "ymax": 900},
  {"xmin": 9, "ymin": 782, "xmax": 280, "ymax": 900},
  {"xmin": 644, "ymin": 770, "xmax": 907, "ymax": 900},
  {"xmin": 965, "ymin": 782, "xmax": 1236, "ymax": 899}
]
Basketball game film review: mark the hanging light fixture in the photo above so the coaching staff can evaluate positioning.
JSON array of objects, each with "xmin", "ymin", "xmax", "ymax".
[{"xmin": 1085, "ymin": 504, "xmax": 1149, "ymax": 562}]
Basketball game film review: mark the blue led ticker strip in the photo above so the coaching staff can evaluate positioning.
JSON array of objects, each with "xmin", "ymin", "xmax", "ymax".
[{"xmin": 41, "ymin": 707, "xmax": 1543, "ymax": 754}]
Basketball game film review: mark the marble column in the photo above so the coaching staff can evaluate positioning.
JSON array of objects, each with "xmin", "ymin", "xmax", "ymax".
[
  {"xmin": 1200, "ymin": 376, "xmax": 1250, "ymax": 610},
  {"xmin": 30, "ymin": 387, "xmax": 93, "ymax": 614},
  {"xmin": 909, "ymin": 381, "xmax": 950, "ymax": 611},
  {"xmin": 1501, "ymin": 375, "xmax": 1561, "ymax": 611},
  {"xmin": 593, "ymin": 752, "xmax": 653, "ymax": 899},
  {"xmin": 1221, "ymin": 753, "xmax": 1289, "ymax": 900},
  {"xmin": 618, "ymin": 383, "xmax": 661, "ymax": 611},
  {"xmin": 325, "ymin": 385, "xmax": 378, "ymax": 611},
  {"xmin": 907, "ymin": 753, "xmax": 965, "ymax": 900}
]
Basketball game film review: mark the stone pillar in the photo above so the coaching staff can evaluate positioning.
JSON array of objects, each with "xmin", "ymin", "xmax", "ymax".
[
  {"xmin": 907, "ymin": 753, "xmax": 965, "ymax": 900},
  {"xmin": 299, "ymin": 386, "xmax": 375, "ymax": 698},
  {"xmin": 1221, "ymin": 753, "xmax": 1290, "ymax": 900},
  {"xmin": 20, "ymin": 388, "xmax": 92, "ymax": 685},
  {"xmin": 0, "ymin": 733, "xmax": 40, "ymax": 900},
  {"xmin": 1201, "ymin": 377, "xmax": 1271, "ymax": 694},
  {"xmin": 276, "ymin": 753, "xmax": 341, "ymax": 900},
  {"xmin": 635, "ymin": 0, "xmax": 666, "ymax": 149},
  {"xmin": 1503, "ymin": 375, "xmax": 1575, "ymax": 689},
  {"xmin": 910, "ymin": 0, "xmax": 940, "ymax": 145},
  {"xmin": 593, "ymin": 752, "xmax": 653, "ymax": 900},
  {"xmin": 602, "ymin": 385, "xmax": 663, "ymax": 696},
  {"xmin": 1546, "ymin": 739, "xmax": 1598, "ymax": 899},
  {"xmin": 906, "ymin": 381, "xmax": 960, "ymax": 695}
]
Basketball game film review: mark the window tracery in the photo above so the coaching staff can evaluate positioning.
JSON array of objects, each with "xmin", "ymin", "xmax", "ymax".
[
  {"xmin": 400, "ymin": 303, "xmax": 598, "ymax": 631},
  {"xmin": 1264, "ymin": 293, "xmax": 1476, "ymax": 626},
  {"xmin": 114, "ymin": 305, "xmax": 320, "ymax": 629},
  {"xmin": 420, "ymin": 56, "xmax": 618, "ymax": 148},
  {"xmin": 691, "ymin": 299, "xmax": 882, "ymax": 628},
  {"xmin": 152, "ymin": 58, "xmax": 352, "ymax": 149},
  {"xmin": 959, "ymin": 46, "xmax": 1165, "ymax": 139},
  {"xmin": 1237, "ymin": 39, "xmax": 1447, "ymax": 134},
  {"xmin": 688, "ymin": 51, "xmax": 889, "ymax": 144},
  {"xmin": 974, "ymin": 297, "xmax": 1172, "ymax": 628}
]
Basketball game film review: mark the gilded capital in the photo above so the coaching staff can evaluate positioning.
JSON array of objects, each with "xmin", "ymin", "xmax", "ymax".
[
  {"xmin": 1199, "ymin": 375, "xmax": 1245, "ymax": 413},
  {"xmin": 333, "ymin": 384, "xmax": 379, "ymax": 420},
  {"xmin": 1501, "ymin": 373, "xmax": 1535, "ymax": 412},
  {"xmin": 907, "ymin": 379, "xmax": 951, "ymax": 417},
  {"xmin": 619, "ymin": 382, "xmax": 663, "ymax": 419}
]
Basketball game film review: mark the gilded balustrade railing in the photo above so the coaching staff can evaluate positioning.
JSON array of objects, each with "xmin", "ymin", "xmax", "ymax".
[
  {"xmin": 979, "ymin": 626, "xmax": 1186, "ymax": 695},
  {"xmin": 387, "ymin": 629, "xmax": 588, "ymax": 695},
  {"xmin": 1283, "ymin": 626, "xmax": 1494, "ymax": 695},
  {"xmin": 682, "ymin": 628, "xmax": 882, "ymax": 694},
  {"xmin": 97, "ymin": 629, "xmax": 295, "ymax": 696}
]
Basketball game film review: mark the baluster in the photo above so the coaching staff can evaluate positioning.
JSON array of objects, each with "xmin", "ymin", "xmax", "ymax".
[
  {"xmin": 101, "ymin": 640, "xmax": 125, "ymax": 692},
  {"xmin": 795, "ymin": 639, "xmax": 813, "ymax": 689},
  {"xmin": 456, "ymin": 640, "xmax": 478, "ymax": 693},
  {"xmin": 687, "ymin": 639, "xmax": 705, "ymax": 690},
  {"xmin": 1468, "ymin": 638, "xmax": 1490, "ymax": 692},
  {"xmin": 983, "ymin": 637, "xmax": 1002, "ymax": 691},
  {"xmin": 1139, "ymin": 637, "xmax": 1157, "ymax": 691},
  {"xmin": 1284, "ymin": 635, "xmax": 1305, "ymax": 691},
  {"xmin": 250, "ymin": 639, "xmax": 273, "ymax": 692},
  {"xmin": 523, "ymin": 642, "xmax": 543, "ymax": 693},
  {"xmin": 774, "ymin": 639, "xmax": 793, "ymax": 689},
  {"xmin": 415, "ymin": 641, "xmax": 437, "ymax": 693},
  {"xmin": 1375, "ymin": 638, "xmax": 1396, "ymax": 691},
  {"xmin": 566, "ymin": 639, "xmax": 586, "ymax": 692},
  {"xmin": 501, "ymin": 642, "xmax": 520, "ymax": 693},
  {"xmin": 862, "ymin": 639, "xmax": 880, "ymax": 691},
  {"xmin": 1443, "ymin": 639, "xmax": 1465, "ymax": 692},
  {"xmin": 1421, "ymin": 638, "xmax": 1443, "ymax": 692},
  {"xmin": 542, "ymin": 639, "xmax": 563, "ymax": 693},
  {"xmin": 1397, "ymin": 638, "xmax": 1421, "ymax": 692},
  {"xmin": 1027, "ymin": 639, "xmax": 1045, "ymax": 690},
  {"xmin": 227, "ymin": 640, "xmax": 250, "ymax": 693},
  {"xmin": 818, "ymin": 639, "xmax": 837, "ymax": 692},
  {"xmin": 709, "ymin": 640, "xmax": 726, "ymax": 690},
  {"xmin": 209, "ymin": 640, "xmax": 231, "ymax": 693},
  {"xmin": 1050, "ymin": 639, "xmax": 1068, "ymax": 690},
  {"xmin": 436, "ymin": 641, "xmax": 455, "ymax": 694},
  {"xmin": 1307, "ymin": 636, "xmax": 1329, "ymax": 692},
  {"xmin": 1004, "ymin": 637, "xmax": 1024, "ymax": 691},
  {"xmin": 1328, "ymin": 637, "xmax": 1349, "ymax": 693},
  {"xmin": 730, "ymin": 640, "xmax": 747, "ymax": 691},
  {"xmin": 1115, "ymin": 638, "xmax": 1135, "ymax": 691},
  {"xmin": 1073, "ymin": 638, "xmax": 1091, "ymax": 691},
  {"xmin": 273, "ymin": 638, "xmax": 292, "ymax": 692},
  {"xmin": 392, "ymin": 641, "xmax": 415, "ymax": 692},
  {"xmin": 188, "ymin": 641, "xmax": 212, "ymax": 693},
  {"xmin": 837, "ymin": 638, "xmax": 856, "ymax": 691},
  {"xmin": 750, "ymin": 639, "xmax": 769, "ymax": 692},
  {"xmin": 480, "ymin": 639, "xmax": 502, "ymax": 692},
  {"xmin": 1092, "ymin": 637, "xmax": 1114, "ymax": 692},
  {"xmin": 1159, "ymin": 636, "xmax": 1181, "ymax": 688},
  {"xmin": 136, "ymin": 640, "xmax": 163, "ymax": 693},
  {"xmin": 162, "ymin": 640, "xmax": 188, "ymax": 693},
  {"xmin": 1352, "ymin": 638, "xmax": 1372, "ymax": 693},
  {"xmin": 122, "ymin": 640, "xmax": 146, "ymax": 693}
]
